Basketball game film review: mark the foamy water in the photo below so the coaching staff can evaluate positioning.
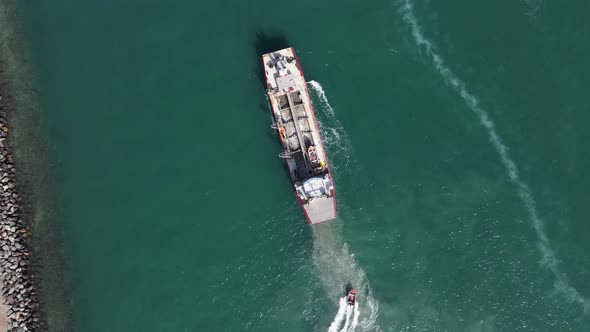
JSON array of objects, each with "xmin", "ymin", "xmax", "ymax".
[
  {"xmin": 313, "ymin": 224, "xmax": 379, "ymax": 331},
  {"xmin": 328, "ymin": 298, "xmax": 348, "ymax": 332},
  {"xmin": 307, "ymin": 81, "xmax": 355, "ymax": 172},
  {"xmin": 340, "ymin": 304, "xmax": 352, "ymax": 332},
  {"xmin": 350, "ymin": 302, "xmax": 360, "ymax": 331},
  {"xmin": 399, "ymin": 0, "xmax": 590, "ymax": 313},
  {"xmin": 305, "ymin": 81, "xmax": 378, "ymax": 330}
]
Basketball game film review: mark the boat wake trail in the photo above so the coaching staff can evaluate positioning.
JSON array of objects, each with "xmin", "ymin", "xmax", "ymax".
[
  {"xmin": 328, "ymin": 298, "xmax": 347, "ymax": 332},
  {"xmin": 341, "ymin": 304, "xmax": 352, "ymax": 332},
  {"xmin": 307, "ymin": 81, "xmax": 354, "ymax": 171},
  {"xmin": 399, "ymin": 0, "xmax": 590, "ymax": 313},
  {"xmin": 328, "ymin": 298, "xmax": 362, "ymax": 332},
  {"xmin": 338, "ymin": 302, "xmax": 360, "ymax": 332},
  {"xmin": 351, "ymin": 302, "xmax": 360, "ymax": 331},
  {"xmin": 313, "ymin": 224, "xmax": 379, "ymax": 331},
  {"xmin": 522, "ymin": 0, "xmax": 543, "ymax": 20}
]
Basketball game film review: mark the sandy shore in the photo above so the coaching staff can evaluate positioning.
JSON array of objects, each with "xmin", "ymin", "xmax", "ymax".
[{"xmin": 0, "ymin": 284, "xmax": 6, "ymax": 332}]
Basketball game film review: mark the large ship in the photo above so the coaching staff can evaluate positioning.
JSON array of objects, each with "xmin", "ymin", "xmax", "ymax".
[{"xmin": 262, "ymin": 47, "xmax": 337, "ymax": 224}]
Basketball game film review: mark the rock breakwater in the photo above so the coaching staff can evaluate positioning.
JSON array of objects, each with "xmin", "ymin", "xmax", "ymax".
[{"xmin": 0, "ymin": 97, "xmax": 40, "ymax": 331}]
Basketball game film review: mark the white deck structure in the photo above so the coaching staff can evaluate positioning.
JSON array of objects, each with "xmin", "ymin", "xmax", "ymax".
[{"xmin": 263, "ymin": 47, "xmax": 336, "ymax": 224}]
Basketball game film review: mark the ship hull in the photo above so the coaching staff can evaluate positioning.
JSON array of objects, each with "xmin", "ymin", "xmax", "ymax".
[{"xmin": 262, "ymin": 47, "xmax": 337, "ymax": 224}]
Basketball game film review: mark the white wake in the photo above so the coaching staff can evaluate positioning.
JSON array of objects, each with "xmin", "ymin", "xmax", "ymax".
[
  {"xmin": 307, "ymin": 80, "xmax": 354, "ymax": 171},
  {"xmin": 313, "ymin": 224, "xmax": 379, "ymax": 331},
  {"xmin": 399, "ymin": 0, "xmax": 590, "ymax": 312},
  {"xmin": 328, "ymin": 298, "xmax": 361, "ymax": 332},
  {"xmin": 328, "ymin": 298, "xmax": 348, "ymax": 332},
  {"xmin": 351, "ymin": 302, "xmax": 360, "ymax": 331},
  {"xmin": 341, "ymin": 304, "xmax": 352, "ymax": 332}
]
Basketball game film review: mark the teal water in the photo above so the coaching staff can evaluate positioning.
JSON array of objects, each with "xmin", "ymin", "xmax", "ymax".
[{"xmin": 14, "ymin": 0, "xmax": 590, "ymax": 330}]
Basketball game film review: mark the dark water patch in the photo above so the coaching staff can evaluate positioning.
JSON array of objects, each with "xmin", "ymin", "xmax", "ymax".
[
  {"xmin": 0, "ymin": 1, "xmax": 73, "ymax": 330},
  {"xmin": 253, "ymin": 32, "xmax": 290, "ymax": 87}
]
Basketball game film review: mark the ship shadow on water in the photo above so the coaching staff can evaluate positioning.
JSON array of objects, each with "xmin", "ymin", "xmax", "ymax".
[{"xmin": 253, "ymin": 31, "xmax": 291, "ymax": 88}]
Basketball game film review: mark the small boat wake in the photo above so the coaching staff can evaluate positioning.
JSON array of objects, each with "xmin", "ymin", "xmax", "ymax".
[
  {"xmin": 399, "ymin": 0, "xmax": 590, "ymax": 313},
  {"xmin": 328, "ymin": 298, "xmax": 348, "ymax": 332},
  {"xmin": 351, "ymin": 301, "xmax": 360, "ymax": 331},
  {"xmin": 307, "ymin": 80, "xmax": 355, "ymax": 172},
  {"xmin": 312, "ymin": 223, "xmax": 379, "ymax": 331},
  {"xmin": 307, "ymin": 80, "xmax": 377, "ymax": 330},
  {"xmin": 328, "ymin": 297, "xmax": 360, "ymax": 332}
]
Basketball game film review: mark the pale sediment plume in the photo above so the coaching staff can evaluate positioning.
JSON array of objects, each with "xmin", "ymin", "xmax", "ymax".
[{"xmin": 399, "ymin": 0, "xmax": 590, "ymax": 313}]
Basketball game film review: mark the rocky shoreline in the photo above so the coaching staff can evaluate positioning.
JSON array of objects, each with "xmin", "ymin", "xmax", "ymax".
[{"xmin": 0, "ymin": 96, "xmax": 40, "ymax": 330}]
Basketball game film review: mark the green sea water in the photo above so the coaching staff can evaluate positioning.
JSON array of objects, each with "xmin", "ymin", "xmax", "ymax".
[{"xmin": 9, "ymin": 0, "xmax": 590, "ymax": 330}]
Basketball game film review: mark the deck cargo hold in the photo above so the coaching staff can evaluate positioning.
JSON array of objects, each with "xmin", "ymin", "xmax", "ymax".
[{"xmin": 262, "ymin": 47, "xmax": 337, "ymax": 224}]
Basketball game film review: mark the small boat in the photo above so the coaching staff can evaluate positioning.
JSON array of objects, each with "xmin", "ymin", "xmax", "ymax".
[{"xmin": 347, "ymin": 289, "xmax": 356, "ymax": 306}]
